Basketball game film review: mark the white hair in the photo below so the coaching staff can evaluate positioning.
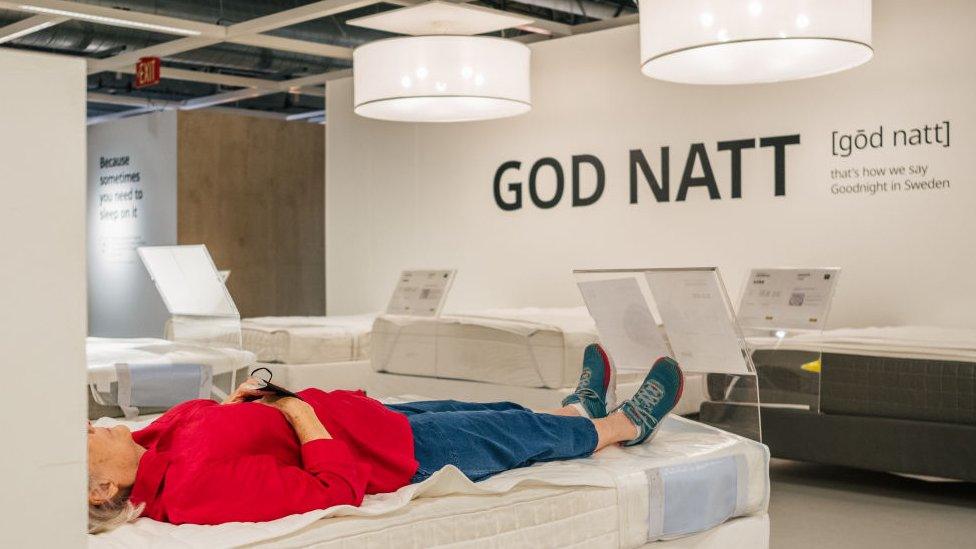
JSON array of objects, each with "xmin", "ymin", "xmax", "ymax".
[{"xmin": 88, "ymin": 477, "xmax": 144, "ymax": 534}]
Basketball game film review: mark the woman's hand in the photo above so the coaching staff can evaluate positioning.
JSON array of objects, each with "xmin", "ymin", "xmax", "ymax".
[
  {"xmin": 261, "ymin": 395, "xmax": 312, "ymax": 417},
  {"xmin": 262, "ymin": 396, "xmax": 332, "ymax": 443},
  {"xmin": 222, "ymin": 377, "xmax": 272, "ymax": 404}
]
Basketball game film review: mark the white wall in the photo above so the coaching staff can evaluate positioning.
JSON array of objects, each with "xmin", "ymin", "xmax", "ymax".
[
  {"xmin": 87, "ymin": 111, "xmax": 177, "ymax": 337},
  {"xmin": 327, "ymin": 0, "xmax": 976, "ymax": 329},
  {"xmin": 0, "ymin": 49, "xmax": 87, "ymax": 545}
]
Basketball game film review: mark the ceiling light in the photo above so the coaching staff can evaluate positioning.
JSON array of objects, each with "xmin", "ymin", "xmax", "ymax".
[
  {"xmin": 19, "ymin": 5, "xmax": 202, "ymax": 36},
  {"xmin": 181, "ymin": 89, "xmax": 263, "ymax": 110},
  {"xmin": 354, "ymin": 36, "xmax": 530, "ymax": 123},
  {"xmin": 640, "ymin": 0, "xmax": 873, "ymax": 85}
]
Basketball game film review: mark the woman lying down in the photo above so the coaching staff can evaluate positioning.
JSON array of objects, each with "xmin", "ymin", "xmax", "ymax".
[{"xmin": 88, "ymin": 344, "xmax": 684, "ymax": 533}]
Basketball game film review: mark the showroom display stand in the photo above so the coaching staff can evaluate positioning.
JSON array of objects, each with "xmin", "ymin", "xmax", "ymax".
[{"xmin": 575, "ymin": 267, "xmax": 762, "ymax": 442}]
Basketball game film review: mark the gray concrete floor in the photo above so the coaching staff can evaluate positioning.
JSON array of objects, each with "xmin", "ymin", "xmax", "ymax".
[{"xmin": 768, "ymin": 459, "xmax": 976, "ymax": 548}]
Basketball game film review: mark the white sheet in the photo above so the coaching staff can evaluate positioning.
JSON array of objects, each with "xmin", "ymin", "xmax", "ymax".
[
  {"xmin": 89, "ymin": 409, "xmax": 768, "ymax": 549},
  {"xmin": 87, "ymin": 337, "xmax": 256, "ymax": 389},
  {"xmin": 748, "ymin": 325, "xmax": 976, "ymax": 362},
  {"xmin": 242, "ymin": 314, "xmax": 377, "ymax": 364}
]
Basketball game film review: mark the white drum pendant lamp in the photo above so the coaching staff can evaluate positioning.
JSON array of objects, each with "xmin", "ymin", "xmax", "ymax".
[
  {"xmin": 353, "ymin": 35, "xmax": 530, "ymax": 123},
  {"xmin": 639, "ymin": 0, "xmax": 873, "ymax": 85}
]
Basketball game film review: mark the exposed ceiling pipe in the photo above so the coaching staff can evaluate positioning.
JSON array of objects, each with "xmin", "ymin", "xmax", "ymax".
[
  {"xmin": 2, "ymin": 0, "xmax": 633, "ymax": 81},
  {"xmin": 285, "ymin": 109, "xmax": 326, "ymax": 121},
  {"xmin": 0, "ymin": 14, "xmax": 67, "ymax": 44},
  {"xmin": 88, "ymin": 91, "xmax": 182, "ymax": 108},
  {"xmin": 85, "ymin": 91, "xmax": 307, "ymax": 125},
  {"xmin": 1, "ymin": 18, "xmax": 347, "ymax": 76},
  {"xmin": 87, "ymin": 105, "xmax": 159, "ymax": 125},
  {"xmin": 513, "ymin": 0, "xmax": 635, "ymax": 20},
  {"xmin": 86, "ymin": 91, "xmax": 180, "ymax": 125},
  {"xmin": 0, "ymin": 0, "xmax": 390, "ymax": 77},
  {"xmin": 7, "ymin": 0, "xmax": 636, "ymax": 118},
  {"xmin": 88, "ymin": 88, "xmax": 325, "ymax": 116}
]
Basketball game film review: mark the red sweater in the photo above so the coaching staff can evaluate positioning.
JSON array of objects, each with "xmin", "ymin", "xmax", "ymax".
[{"xmin": 129, "ymin": 389, "xmax": 417, "ymax": 525}]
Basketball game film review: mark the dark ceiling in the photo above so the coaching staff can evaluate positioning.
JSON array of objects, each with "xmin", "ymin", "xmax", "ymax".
[{"xmin": 0, "ymin": 0, "xmax": 637, "ymax": 120}]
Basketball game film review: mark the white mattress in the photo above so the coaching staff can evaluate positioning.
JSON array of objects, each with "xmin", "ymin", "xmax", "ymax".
[
  {"xmin": 748, "ymin": 325, "xmax": 976, "ymax": 362},
  {"xmin": 372, "ymin": 307, "xmax": 601, "ymax": 389},
  {"xmin": 89, "ymin": 407, "xmax": 769, "ymax": 549},
  {"xmin": 370, "ymin": 308, "xmax": 706, "ymax": 414},
  {"xmin": 242, "ymin": 314, "xmax": 376, "ymax": 364},
  {"xmin": 87, "ymin": 337, "xmax": 256, "ymax": 389}
]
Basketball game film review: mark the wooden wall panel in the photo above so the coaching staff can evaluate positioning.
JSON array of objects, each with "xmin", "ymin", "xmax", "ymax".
[{"xmin": 177, "ymin": 110, "xmax": 324, "ymax": 317}]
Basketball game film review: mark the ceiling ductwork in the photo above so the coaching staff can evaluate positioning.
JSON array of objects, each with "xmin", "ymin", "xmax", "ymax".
[
  {"xmin": 6, "ymin": 22, "xmax": 341, "ymax": 76},
  {"xmin": 0, "ymin": 2, "xmax": 390, "ymax": 79},
  {"xmin": 0, "ymin": 0, "xmax": 637, "ymax": 117},
  {"xmin": 1, "ymin": 0, "xmax": 636, "ymax": 72},
  {"xmin": 513, "ymin": 0, "xmax": 634, "ymax": 20}
]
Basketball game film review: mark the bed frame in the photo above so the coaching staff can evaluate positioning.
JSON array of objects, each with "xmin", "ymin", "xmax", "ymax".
[{"xmin": 701, "ymin": 350, "xmax": 976, "ymax": 481}]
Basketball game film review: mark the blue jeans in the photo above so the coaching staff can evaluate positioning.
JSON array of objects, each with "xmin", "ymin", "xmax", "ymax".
[{"xmin": 386, "ymin": 400, "xmax": 598, "ymax": 483}]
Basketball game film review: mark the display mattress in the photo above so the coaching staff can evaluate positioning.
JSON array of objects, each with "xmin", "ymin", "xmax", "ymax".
[
  {"xmin": 87, "ymin": 337, "xmax": 256, "ymax": 418},
  {"xmin": 748, "ymin": 325, "xmax": 976, "ymax": 362},
  {"xmin": 371, "ymin": 307, "xmax": 602, "ymax": 389},
  {"xmin": 748, "ymin": 326, "xmax": 976, "ymax": 424},
  {"xmin": 242, "ymin": 314, "xmax": 376, "ymax": 364},
  {"xmin": 89, "ymin": 407, "xmax": 769, "ymax": 549}
]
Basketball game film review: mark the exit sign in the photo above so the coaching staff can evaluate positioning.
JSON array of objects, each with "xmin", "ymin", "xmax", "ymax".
[{"xmin": 134, "ymin": 56, "xmax": 161, "ymax": 88}]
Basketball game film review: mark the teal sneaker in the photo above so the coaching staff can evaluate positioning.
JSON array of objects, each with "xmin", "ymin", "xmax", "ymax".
[
  {"xmin": 616, "ymin": 357, "xmax": 684, "ymax": 446},
  {"xmin": 562, "ymin": 343, "xmax": 616, "ymax": 419}
]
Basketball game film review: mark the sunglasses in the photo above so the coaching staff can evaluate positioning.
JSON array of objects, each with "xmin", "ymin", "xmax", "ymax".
[{"xmin": 244, "ymin": 367, "xmax": 302, "ymax": 401}]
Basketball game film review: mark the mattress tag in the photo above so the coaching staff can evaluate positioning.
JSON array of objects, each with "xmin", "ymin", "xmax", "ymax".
[
  {"xmin": 386, "ymin": 269, "xmax": 456, "ymax": 317},
  {"xmin": 738, "ymin": 268, "xmax": 841, "ymax": 330}
]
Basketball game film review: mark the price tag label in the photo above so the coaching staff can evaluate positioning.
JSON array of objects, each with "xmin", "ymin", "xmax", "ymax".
[
  {"xmin": 737, "ymin": 268, "xmax": 840, "ymax": 330},
  {"xmin": 386, "ymin": 269, "xmax": 456, "ymax": 317},
  {"xmin": 645, "ymin": 269, "xmax": 750, "ymax": 375},
  {"xmin": 577, "ymin": 277, "xmax": 670, "ymax": 371}
]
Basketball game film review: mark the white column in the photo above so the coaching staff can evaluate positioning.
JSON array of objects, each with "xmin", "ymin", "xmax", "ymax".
[{"xmin": 0, "ymin": 49, "xmax": 87, "ymax": 545}]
